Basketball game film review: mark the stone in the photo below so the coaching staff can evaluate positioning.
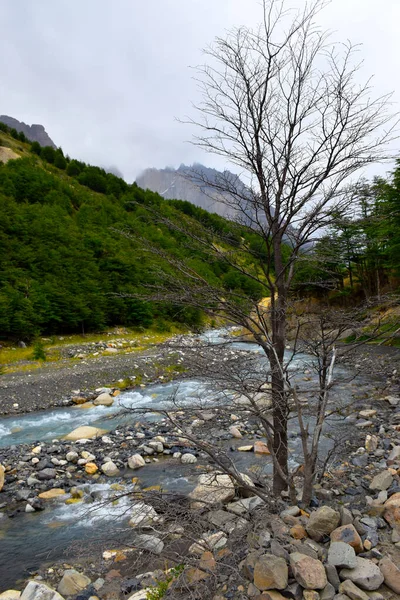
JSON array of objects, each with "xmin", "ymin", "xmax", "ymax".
[
  {"xmin": 330, "ymin": 525, "xmax": 363, "ymax": 553},
  {"xmin": 320, "ymin": 583, "xmax": 336, "ymax": 600},
  {"xmin": 84, "ymin": 462, "xmax": 98, "ymax": 474},
  {"xmin": 254, "ymin": 441, "xmax": 270, "ymax": 454},
  {"xmin": 387, "ymin": 445, "xmax": 400, "ymax": 465},
  {"xmin": 383, "ymin": 492, "xmax": 400, "ymax": 531},
  {"xmin": 128, "ymin": 454, "xmax": 146, "ymax": 470},
  {"xmin": 238, "ymin": 445, "xmax": 254, "ymax": 452},
  {"xmin": 0, "ymin": 592, "xmax": 21, "ymax": 600},
  {"xmin": 101, "ymin": 461, "xmax": 119, "ymax": 476},
  {"xmin": 290, "ymin": 524, "xmax": 308, "ymax": 539},
  {"xmin": 134, "ymin": 534, "xmax": 164, "ymax": 554},
  {"xmin": 359, "ymin": 410, "xmax": 377, "ymax": 419},
  {"xmin": 93, "ymin": 392, "xmax": 114, "ymax": 406},
  {"xmin": 253, "ymin": 554, "xmax": 288, "ymax": 590},
  {"xmin": 37, "ymin": 468, "xmax": 57, "ymax": 480},
  {"xmin": 65, "ymin": 451, "xmax": 78, "ymax": 463},
  {"xmin": 0, "ymin": 464, "xmax": 5, "ymax": 491},
  {"xmin": 58, "ymin": 570, "xmax": 91, "ymax": 596},
  {"xmin": 325, "ymin": 564, "xmax": 341, "ymax": 591},
  {"xmin": 369, "ymin": 471, "xmax": 393, "ymax": 491},
  {"xmin": 129, "ymin": 502, "xmax": 158, "ymax": 528},
  {"xmin": 181, "ymin": 453, "xmax": 197, "ymax": 464},
  {"xmin": 65, "ymin": 426, "xmax": 105, "ymax": 441},
  {"xmin": 229, "ymin": 426, "xmax": 242, "ymax": 438},
  {"xmin": 306, "ymin": 506, "xmax": 341, "ymax": 541},
  {"xmin": 189, "ymin": 531, "xmax": 227, "ymax": 554},
  {"xmin": 378, "ymin": 556, "xmax": 400, "ymax": 594},
  {"xmin": 38, "ymin": 488, "xmax": 66, "ymax": 499},
  {"xmin": 290, "ymin": 552, "xmax": 327, "ymax": 590},
  {"xmin": 20, "ymin": 581, "xmax": 64, "ymax": 600},
  {"xmin": 227, "ymin": 496, "xmax": 264, "ymax": 516},
  {"xmin": 339, "ymin": 580, "xmax": 369, "ymax": 600},
  {"xmin": 188, "ymin": 473, "xmax": 235, "ymax": 508},
  {"xmin": 340, "ymin": 507, "xmax": 353, "ymax": 527},
  {"xmin": 328, "ymin": 542, "xmax": 357, "ymax": 569},
  {"xmin": 339, "ymin": 558, "xmax": 384, "ymax": 591},
  {"xmin": 365, "ymin": 435, "xmax": 378, "ymax": 453}
]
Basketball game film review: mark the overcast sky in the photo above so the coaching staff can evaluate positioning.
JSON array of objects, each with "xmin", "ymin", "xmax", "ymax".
[{"xmin": 1, "ymin": 0, "xmax": 399, "ymax": 182}]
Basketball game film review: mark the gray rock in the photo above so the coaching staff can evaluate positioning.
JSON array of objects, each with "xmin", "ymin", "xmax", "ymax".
[
  {"xmin": 325, "ymin": 565, "xmax": 341, "ymax": 591},
  {"xmin": 181, "ymin": 453, "xmax": 197, "ymax": 464},
  {"xmin": 369, "ymin": 471, "xmax": 393, "ymax": 491},
  {"xmin": 328, "ymin": 542, "xmax": 357, "ymax": 569},
  {"xmin": 320, "ymin": 583, "xmax": 336, "ymax": 600},
  {"xmin": 101, "ymin": 461, "xmax": 119, "ymax": 476},
  {"xmin": 37, "ymin": 468, "xmax": 57, "ymax": 480},
  {"xmin": 306, "ymin": 506, "xmax": 341, "ymax": 541},
  {"xmin": 378, "ymin": 556, "xmax": 400, "ymax": 594},
  {"xmin": 57, "ymin": 570, "xmax": 91, "ymax": 596},
  {"xmin": 340, "ymin": 557, "xmax": 384, "ymax": 591},
  {"xmin": 134, "ymin": 534, "xmax": 164, "ymax": 554},
  {"xmin": 340, "ymin": 507, "xmax": 353, "ymax": 526},
  {"xmin": 226, "ymin": 496, "xmax": 264, "ymax": 515},
  {"xmin": 339, "ymin": 580, "xmax": 369, "ymax": 600},
  {"xmin": 20, "ymin": 581, "xmax": 64, "ymax": 600}
]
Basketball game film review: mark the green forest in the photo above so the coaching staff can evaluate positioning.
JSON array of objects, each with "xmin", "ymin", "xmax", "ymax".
[
  {"xmin": 0, "ymin": 124, "xmax": 263, "ymax": 340},
  {"xmin": 1, "ymin": 121, "xmax": 399, "ymax": 341}
]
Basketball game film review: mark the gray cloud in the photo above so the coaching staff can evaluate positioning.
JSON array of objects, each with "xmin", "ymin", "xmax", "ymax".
[{"xmin": 0, "ymin": 0, "xmax": 398, "ymax": 182}]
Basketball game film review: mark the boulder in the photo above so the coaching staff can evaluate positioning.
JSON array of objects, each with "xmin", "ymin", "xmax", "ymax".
[
  {"xmin": 84, "ymin": 462, "xmax": 98, "ymax": 474},
  {"xmin": 339, "ymin": 580, "xmax": 369, "ymax": 600},
  {"xmin": 320, "ymin": 582, "xmax": 336, "ymax": 600},
  {"xmin": 128, "ymin": 454, "xmax": 146, "ymax": 470},
  {"xmin": 129, "ymin": 502, "xmax": 158, "ymax": 528},
  {"xmin": 93, "ymin": 392, "xmax": 114, "ymax": 406},
  {"xmin": 57, "ymin": 570, "xmax": 91, "ymax": 596},
  {"xmin": 253, "ymin": 554, "xmax": 288, "ymax": 590},
  {"xmin": 65, "ymin": 426, "xmax": 105, "ymax": 441},
  {"xmin": 133, "ymin": 534, "xmax": 164, "ymax": 554},
  {"xmin": 290, "ymin": 553, "xmax": 327, "ymax": 589},
  {"xmin": 101, "ymin": 461, "xmax": 119, "ymax": 476},
  {"xmin": 383, "ymin": 492, "xmax": 400, "ymax": 531},
  {"xmin": 20, "ymin": 581, "xmax": 64, "ymax": 600},
  {"xmin": 188, "ymin": 473, "xmax": 235, "ymax": 508},
  {"xmin": 37, "ymin": 468, "xmax": 57, "ymax": 481},
  {"xmin": 181, "ymin": 453, "xmax": 197, "ymax": 464},
  {"xmin": 369, "ymin": 470, "xmax": 393, "ymax": 491},
  {"xmin": 38, "ymin": 488, "xmax": 66, "ymax": 500},
  {"xmin": 0, "ymin": 592, "xmax": 21, "ymax": 600},
  {"xmin": 306, "ymin": 506, "xmax": 341, "ymax": 541},
  {"xmin": 254, "ymin": 441, "xmax": 270, "ymax": 454},
  {"xmin": 328, "ymin": 542, "xmax": 357, "ymax": 569},
  {"xmin": 340, "ymin": 557, "xmax": 384, "ymax": 591},
  {"xmin": 330, "ymin": 525, "xmax": 363, "ymax": 553},
  {"xmin": 0, "ymin": 464, "xmax": 5, "ymax": 491},
  {"xmin": 378, "ymin": 556, "xmax": 400, "ymax": 594},
  {"xmin": 387, "ymin": 445, "xmax": 400, "ymax": 465},
  {"xmin": 229, "ymin": 426, "xmax": 242, "ymax": 439}
]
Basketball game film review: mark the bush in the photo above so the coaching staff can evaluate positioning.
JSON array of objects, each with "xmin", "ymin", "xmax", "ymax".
[{"xmin": 31, "ymin": 340, "xmax": 47, "ymax": 361}]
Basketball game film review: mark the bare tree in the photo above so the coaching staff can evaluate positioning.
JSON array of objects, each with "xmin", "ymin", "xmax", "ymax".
[{"xmin": 125, "ymin": 0, "xmax": 397, "ymax": 496}]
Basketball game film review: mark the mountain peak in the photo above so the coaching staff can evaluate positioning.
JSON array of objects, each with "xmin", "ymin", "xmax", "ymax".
[{"xmin": 0, "ymin": 115, "xmax": 56, "ymax": 148}]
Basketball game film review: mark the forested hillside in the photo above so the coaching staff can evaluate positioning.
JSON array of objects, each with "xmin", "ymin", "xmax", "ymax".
[{"xmin": 0, "ymin": 124, "xmax": 262, "ymax": 340}]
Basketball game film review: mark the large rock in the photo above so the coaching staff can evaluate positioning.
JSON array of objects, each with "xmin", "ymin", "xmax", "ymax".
[
  {"xmin": 369, "ymin": 470, "xmax": 393, "ymax": 491},
  {"xmin": 57, "ymin": 570, "xmax": 90, "ymax": 596},
  {"xmin": 328, "ymin": 542, "xmax": 357, "ymax": 569},
  {"xmin": 133, "ymin": 534, "xmax": 164, "ymax": 554},
  {"xmin": 188, "ymin": 473, "xmax": 235, "ymax": 508},
  {"xmin": 101, "ymin": 461, "xmax": 119, "ymax": 476},
  {"xmin": 128, "ymin": 454, "xmax": 145, "ymax": 470},
  {"xmin": 129, "ymin": 502, "xmax": 158, "ymax": 528},
  {"xmin": 0, "ymin": 464, "xmax": 5, "ymax": 491},
  {"xmin": 340, "ymin": 557, "xmax": 384, "ymax": 591},
  {"xmin": 383, "ymin": 492, "xmax": 400, "ymax": 531},
  {"xmin": 378, "ymin": 556, "xmax": 400, "ymax": 594},
  {"xmin": 65, "ymin": 426, "xmax": 104, "ymax": 441},
  {"xmin": 181, "ymin": 453, "xmax": 197, "ymax": 464},
  {"xmin": 0, "ymin": 592, "xmax": 21, "ymax": 600},
  {"xmin": 306, "ymin": 506, "xmax": 341, "ymax": 541},
  {"xmin": 20, "ymin": 581, "xmax": 64, "ymax": 600},
  {"xmin": 38, "ymin": 489, "xmax": 66, "ymax": 500},
  {"xmin": 253, "ymin": 554, "xmax": 288, "ymax": 590},
  {"xmin": 339, "ymin": 580, "xmax": 369, "ymax": 600},
  {"xmin": 330, "ymin": 525, "xmax": 363, "ymax": 553},
  {"xmin": 93, "ymin": 392, "xmax": 114, "ymax": 406},
  {"xmin": 290, "ymin": 553, "xmax": 327, "ymax": 589}
]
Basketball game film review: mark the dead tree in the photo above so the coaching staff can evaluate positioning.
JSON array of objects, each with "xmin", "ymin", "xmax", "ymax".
[{"xmin": 124, "ymin": 0, "xmax": 397, "ymax": 496}]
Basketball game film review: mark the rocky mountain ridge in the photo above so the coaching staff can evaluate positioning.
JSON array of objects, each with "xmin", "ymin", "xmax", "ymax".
[{"xmin": 0, "ymin": 115, "xmax": 56, "ymax": 148}]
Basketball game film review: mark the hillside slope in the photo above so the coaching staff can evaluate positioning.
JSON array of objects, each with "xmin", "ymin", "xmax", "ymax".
[
  {"xmin": 0, "ymin": 126, "xmax": 262, "ymax": 340},
  {"xmin": 0, "ymin": 115, "xmax": 56, "ymax": 148}
]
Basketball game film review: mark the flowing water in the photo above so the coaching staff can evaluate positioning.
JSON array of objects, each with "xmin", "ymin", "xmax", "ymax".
[{"xmin": 0, "ymin": 329, "xmax": 359, "ymax": 588}]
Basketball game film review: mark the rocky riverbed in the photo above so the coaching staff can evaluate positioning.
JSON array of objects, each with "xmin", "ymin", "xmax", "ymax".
[{"xmin": 0, "ymin": 331, "xmax": 400, "ymax": 599}]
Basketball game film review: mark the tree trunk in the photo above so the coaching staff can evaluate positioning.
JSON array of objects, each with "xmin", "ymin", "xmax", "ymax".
[{"xmin": 271, "ymin": 371, "xmax": 288, "ymax": 494}]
